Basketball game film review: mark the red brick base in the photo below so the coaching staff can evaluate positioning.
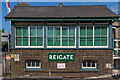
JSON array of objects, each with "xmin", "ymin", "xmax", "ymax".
[{"xmin": 10, "ymin": 49, "xmax": 113, "ymax": 78}]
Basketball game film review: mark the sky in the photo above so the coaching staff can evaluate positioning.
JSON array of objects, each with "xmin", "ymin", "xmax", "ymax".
[
  {"xmin": 0, "ymin": 0, "xmax": 120, "ymax": 33},
  {"xmin": 1, "ymin": 0, "xmax": 120, "ymax": 2}
]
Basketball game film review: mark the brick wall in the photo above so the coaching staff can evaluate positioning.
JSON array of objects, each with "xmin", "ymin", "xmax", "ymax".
[{"xmin": 10, "ymin": 49, "xmax": 113, "ymax": 78}]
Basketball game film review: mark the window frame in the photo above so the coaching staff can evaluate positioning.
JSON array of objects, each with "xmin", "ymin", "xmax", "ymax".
[
  {"xmin": 82, "ymin": 61, "xmax": 97, "ymax": 69},
  {"xmin": 79, "ymin": 25, "xmax": 109, "ymax": 48},
  {"xmin": 114, "ymin": 39, "xmax": 120, "ymax": 49},
  {"xmin": 15, "ymin": 27, "xmax": 29, "ymax": 46},
  {"xmin": 15, "ymin": 26, "xmax": 44, "ymax": 48},
  {"xmin": 26, "ymin": 60, "xmax": 41, "ymax": 69},
  {"xmin": 46, "ymin": 26, "xmax": 76, "ymax": 48}
]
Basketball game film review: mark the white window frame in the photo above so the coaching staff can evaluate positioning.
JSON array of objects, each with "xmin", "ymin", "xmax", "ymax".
[
  {"xmin": 79, "ymin": 25, "xmax": 109, "ymax": 48},
  {"xmin": 46, "ymin": 26, "xmax": 76, "ymax": 48},
  {"xmin": 114, "ymin": 39, "xmax": 120, "ymax": 50},
  {"xmin": 26, "ymin": 61, "xmax": 41, "ymax": 69},
  {"xmin": 15, "ymin": 26, "xmax": 44, "ymax": 48},
  {"xmin": 82, "ymin": 61, "xmax": 97, "ymax": 69}
]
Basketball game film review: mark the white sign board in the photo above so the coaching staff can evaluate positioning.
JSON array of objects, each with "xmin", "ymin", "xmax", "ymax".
[
  {"xmin": 14, "ymin": 54, "xmax": 19, "ymax": 61},
  {"xmin": 57, "ymin": 63, "xmax": 65, "ymax": 69}
]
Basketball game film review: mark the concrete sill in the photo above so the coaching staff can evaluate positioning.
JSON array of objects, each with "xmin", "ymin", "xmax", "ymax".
[
  {"xmin": 24, "ymin": 68, "xmax": 42, "ymax": 71},
  {"xmin": 80, "ymin": 68, "xmax": 99, "ymax": 71}
]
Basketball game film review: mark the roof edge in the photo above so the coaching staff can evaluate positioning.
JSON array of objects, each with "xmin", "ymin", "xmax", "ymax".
[
  {"xmin": 13, "ymin": 5, "xmax": 107, "ymax": 7},
  {"xmin": 5, "ymin": 16, "xmax": 119, "ymax": 19}
]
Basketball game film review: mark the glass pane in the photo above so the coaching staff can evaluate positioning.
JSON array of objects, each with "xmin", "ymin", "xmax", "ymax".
[
  {"xmin": 37, "ymin": 27, "xmax": 43, "ymax": 36},
  {"xmin": 17, "ymin": 38, "xmax": 22, "ymax": 46},
  {"xmin": 87, "ymin": 62, "xmax": 90, "ymax": 67},
  {"xmin": 80, "ymin": 37, "xmax": 86, "ymax": 46},
  {"xmin": 92, "ymin": 62, "xmax": 95, "ymax": 67},
  {"xmin": 37, "ymin": 37, "xmax": 43, "ymax": 46},
  {"xmin": 101, "ymin": 37, "xmax": 107, "ymax": 46},
  {"xmin": 69, "ymin": 27, "xmax": 75, "ymax": 36},
  {"xmin": 62, "ymin": 27, "xmax": 68, "ymax": 36},
  {"xmin": 30, "ymin": 27, "xmax": 36, "ymax": 36},
  {"xmin": 48, "ymin": 37, "xmax": 53, "ymax": 46},
  {"xmin": 23, "ymin": 37, "xmax": 28, "ymax": 46},
  {"xmin": 87, "ymin": 37, "xmax": 93, "ymax": 46},
  {"xmin": 114, "ymin": 41, "xmax": 116, "ymax": 48},
  {"xmin": 69, "ymin": 37, "xmax": 75, "ymax": 46},
  {"xmin": 23, "ymin": 27, "xmax": 28, "ymax": 36},
  {"xmin": 119, "ymin": 51, "xmax": 120, "ymax": 55},
  {"xmin": 118, "ymin": 41, "xmax": 120, "ymax": 48},
  {"xmin": 54, "ymin": 37, "xmax": 60, "ymax": 46},
  {"xmin": 30, "ymin": 37, "xmax": 36, "ymax": 46},
  {"xmin": 95, "ymin": 27, "xmax": 100, "ymax": 36},
  {"xmin": 55, "ymin": 27, "xmax": 60, "ymax": 36},
  {"xmin": 36, "ymin": 61, "xmax": 40, "ymax": 67},
  {"xmin": 48, "ymin": 27, "xmax": 53, "ymax": 36},
  {"xmin": 17, "ymin": 27, "xmax": 22, "ymax": 36},
  {"xmin": 87, "ymin": 27, "xmax": 93, "ymax": 37},
  {"xmin": 94, "ymin": 37, "xmax": 100, "ymax": 46},
  {"xmin": 83, "ymin": 62, "xmax": 86, "ymax": 67},
  {"xmin": 27, "ymin": 62, "xmax": 31, "ymax": 67},
  {"xmin": 101, "ymin": 27, "xmax": 107, "ymax": 36},
  {"xmin": 80, "ymin": 27, "xmax": 86, "ymax": 36},
  {"xmin": 32, "ymin": 62, "xmax": 35, "ymax": 67},
  {"xmin": 62, "ymin": 37, "xmax": 68, "ymax": 46},
  {"xmin": 114, "ymin": 50, "xmax": 116, "ymax": 55}
]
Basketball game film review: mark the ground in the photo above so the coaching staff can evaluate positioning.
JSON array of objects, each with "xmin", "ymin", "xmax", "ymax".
[{"xmin": 0, "ymin": 63, "xmax": 2, "ymax": 79}]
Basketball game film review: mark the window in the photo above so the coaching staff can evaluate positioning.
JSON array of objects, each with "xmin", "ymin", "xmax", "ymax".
[
  {"xmin": 94, "ymin": 26, "xmax": 107, "ymax": 46},
  {"xmin": 114, "ymin": 50, "xmax": 120, "ymax": 55},
  {"xmin": 47, "ymin": 27, "xmax": 60, "ymax": 46},
  {"xmin": 16, "ymin": 27, "xmax": 28, "ymax": 46},
  {"xmin": 26, "ymin": 60, "xmax": 41, "ymax": 68},
  {"xmin": 47, "ymin": 26, "xmax": 76, "ymax": 48},
  {"xmin": 114, "ymin": 40, "xmax": 120, "ymax": 48},
  {"xmin": 80, "ymin": 26, "xmax": 108, "ymax": 47},
  {"xmin": 30, "ymin": 27, "xmax": 43, "ymax": 46},
  {"xmin": 80, "ymin": 26, "xmax": 93, "ymax": 46},
  {"xmin": 82, "ymin": 61, "xmax": 97, "ymax": 68},
  {"xmin": 16, "ymin": 26, "xmax": 43, "ymax": 48}
]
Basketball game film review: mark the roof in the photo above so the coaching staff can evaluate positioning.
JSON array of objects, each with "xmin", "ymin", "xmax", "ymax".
[{"xmin": 5, "ymin": 5, "xmax": 118, "ymax": 19}]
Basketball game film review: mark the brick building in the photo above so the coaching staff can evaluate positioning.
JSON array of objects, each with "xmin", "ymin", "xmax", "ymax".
[{"xmin": 5, "ymin": 4, "xmax": 118, "ymax": 78}]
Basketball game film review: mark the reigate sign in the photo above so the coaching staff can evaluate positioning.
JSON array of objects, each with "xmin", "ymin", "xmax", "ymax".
[{"xmin": 48, "ymin": 53, "xmax": 75, "ymax": 62}]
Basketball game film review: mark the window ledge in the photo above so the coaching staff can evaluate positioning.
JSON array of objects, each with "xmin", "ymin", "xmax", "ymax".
[
  {"xmin": 80, "ymin": 68, "xmax": 99, "ymax": 71},
  {"xmin": 15, "ymin": 46, "xmax": 44, "ymax": 48},
  {"xmin": 24, "ymin": 68, "xmax": 42, "ymax": 71}
]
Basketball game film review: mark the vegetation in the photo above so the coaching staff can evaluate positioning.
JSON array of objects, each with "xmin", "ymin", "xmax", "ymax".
[
  {"xmin": 6, "ymin": 73, "xmax": 11, "ymax": 78},
  {"xmin": 2, "ymin": 29, "xmax": 4, "ymax": 33}
]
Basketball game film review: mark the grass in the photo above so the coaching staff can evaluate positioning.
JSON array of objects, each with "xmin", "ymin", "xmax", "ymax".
[{"xmin": 6, "ymin": 73, "xmax": 11, "ymax": 78}]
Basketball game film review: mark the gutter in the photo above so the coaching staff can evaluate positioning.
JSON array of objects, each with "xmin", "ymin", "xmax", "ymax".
[{"xmin": 5, "ymin": 18, "xmax": 118, "ymax": 21}]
